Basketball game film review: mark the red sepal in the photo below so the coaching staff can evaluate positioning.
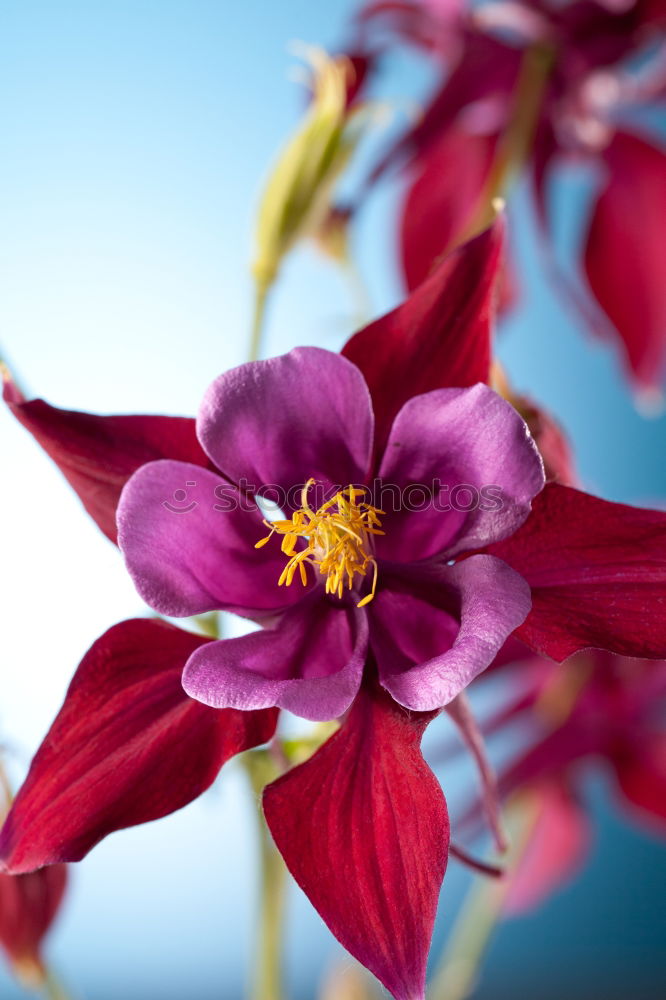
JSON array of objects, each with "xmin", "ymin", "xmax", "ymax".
[
  {"xmin": 489, "ymin": 483, "xmax": 666, "ymax": 661},
  {"xmin": 343, "ymin": 221, "xmax": 502, "ymax": 457},
  {"xmin": 0, "ymin": 619, "xmax": 277, "ymax": 873},
  {"xmin": 3, "ymin": 372, "xmax": 209, "ymax": 543},
  {"xmin": 263, "ymin": 682, "xmax": 448, "ymax": 1000}
]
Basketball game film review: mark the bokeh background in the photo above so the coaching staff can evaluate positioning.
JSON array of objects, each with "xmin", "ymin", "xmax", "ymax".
[{"xmin": 1, "ymin": 1, "xmax": 665, "ymax": 997}]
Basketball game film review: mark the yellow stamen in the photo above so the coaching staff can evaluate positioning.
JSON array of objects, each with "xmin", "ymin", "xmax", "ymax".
[{"xmin": 256, "ymin": 478, "xmax": 383, "ymax": 607}]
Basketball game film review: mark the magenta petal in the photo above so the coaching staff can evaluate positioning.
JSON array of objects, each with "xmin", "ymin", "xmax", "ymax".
[
  {"xmin": 197, "ymin": 348, "xmax": 374, "ymax": 497},
  {"xmin": 182, "ymin": 598, "xmax": 368, "ymax": 722},
  {"xmin": 377, "ymin": 384, "xmax": 544, "ymax": 563},
  {"xmin": 263, "ymin": 682, "xmax": 448, "ymax": 1000},
  {"xmin": 372, "ymin": 556, "xmax": 532, "ymax": 711},
  {"xmin": 117, "ymin": 460, "xmax": 302, "ymax": 618}
]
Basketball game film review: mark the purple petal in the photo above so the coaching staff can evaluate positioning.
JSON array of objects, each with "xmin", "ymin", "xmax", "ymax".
[
  {"xmin": 371, "ymin": 556, "xmax": 532, "ymax": 711},
  {"xmin": 197, "ymin": 348, "xmax": 374, "ymax": 500},
  {"xmin": 182, "ymin": 596, "xmax": 368, "ymax": 722},
  {"xmin": 376, "ymin": 384, "xmax": 545, "ymax": 562},
  {"xmin": 117, "ymin": 460, "xmax": 304, "ymax": 618}
]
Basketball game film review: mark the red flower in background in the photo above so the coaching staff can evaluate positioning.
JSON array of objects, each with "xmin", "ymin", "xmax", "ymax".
[
  {"xmin": 344, "ymin": 0, "xmax": 666, "ymax": 396},
  {"xmin": 5, "ymin": 222, "xmax": 666, "ymax": 998},
  {"xmin": 452, "ymin": 649, "xmax": 666, "ymax": 912},
  {"xmin": 0, "ymin": 866, "xmax": 68, "ymax": 988}
]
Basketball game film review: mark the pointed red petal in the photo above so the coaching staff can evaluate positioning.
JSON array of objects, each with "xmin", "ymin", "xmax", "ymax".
[
  {"xmin": 342, "ymin": 221, "xmax": 502, "ymax": 457},
  {"xmin": 3, "ymin": 371, "xmax": 209, "ymax": 543},
  {"xmin": 584, "ymin": 131, "xmax": 666, "ymax": 393},
  {"xmin": 0, "ymin": 865, "xmax": 68, "ymax": 984},
  {"xmin": 0, "ymin": 620, "xmax": 277, "ymax": 873},
  {"xmin": 489, "ymin": 483, "xmax": 666, "ymax": 660},
  {"xmin": 263, "ymin": 684, "xmax": 448, "ymax": 1000}
]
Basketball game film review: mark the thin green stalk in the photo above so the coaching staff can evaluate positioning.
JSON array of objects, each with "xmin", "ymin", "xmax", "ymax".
[
  {"xmin": 428, "ymin": 799, "xmax": 540, "ymax": 1000},
  {"xmin": 458, "ymin": 41, "xmax": 555, "ymax": 245},
  {"xmin": 242, "ymin": 751, "xmax": 287, "ymax": 1000},
  {"xmin": 41, "ymin": 969, "xmax": 74, "ymax": 1000},
  {"xmin": 249, "ymin": 280, "xmax": 271, "ymax": 363}
]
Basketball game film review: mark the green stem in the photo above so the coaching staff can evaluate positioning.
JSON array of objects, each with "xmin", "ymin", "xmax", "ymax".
[
  {"xmin": 428, "ymin": 798, "xmax": 540, "ymax": 1000},
  {"xmin": 242, "ymin": 751, "xmax": 287, "ymax": 1000},
  {"xmin": 41, "ymin": 969, "xmax": 74, "ymax": 1000},
  {"xmin": 458, "ymin": 41, "xmax": 555, "ymax": 245},
  {"xmin": 249, "ymin": 280, "xmax": 271, "ymax": 363}
]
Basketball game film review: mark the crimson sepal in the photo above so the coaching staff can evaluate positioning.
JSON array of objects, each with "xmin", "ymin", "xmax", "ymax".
[
  {"xmin": 0, "ymin": 865, "xmax": 68, "ymax": 984},
  {"xmin": 3, "ymin": 372, "xmax": 209, "ymax": 543},
  {"xmin": 263, "ymin": 681, "xmax": 448, "ymax": 1000},
  {"xmin": 488, "ymin": 483, "xmax": 666, "ymax": 661},
  {"xmin": 584, "ymin": 131, "xmax": 666, "ymax": 394},
  {"xmin": 0, "ymin": 619, "xmax": 277, "ymax": 873},
  {"xmin": 342, "ymin": 220, "xmax": 502, "ymax": 457}
]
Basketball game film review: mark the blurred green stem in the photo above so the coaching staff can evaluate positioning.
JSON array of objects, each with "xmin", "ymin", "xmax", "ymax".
[
  {"xmin": 428, "ymin": 798, "xmax": 540, "ymax": 1000},
  {"xmin": 242, "ymin": 751, "xmax": 287, "ymax": 1000},
  {"xmin": 249, "ymin": 279, "xmax": 272, "ymax": 363},
  {"xmin": 459, "ymin": 41, "xmax": 555, "ymax": 244}
]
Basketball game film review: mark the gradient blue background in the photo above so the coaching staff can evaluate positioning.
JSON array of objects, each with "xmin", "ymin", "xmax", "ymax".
[{"xmin": 1, "ymin": 1, "xmax": 665, "ymax": 998}]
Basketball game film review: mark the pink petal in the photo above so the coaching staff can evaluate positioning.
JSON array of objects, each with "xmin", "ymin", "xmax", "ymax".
[
  {"xmin": 0, "ymin": 620, "xmax": 277, "ymax": 873},
  {"xmin": 263, "ymin": 682, "xmax": 448, "ymax": 1000},
  {"xmin": 376, "ymin": 383, "xmax": 544, "ymax": 562},
  {"xmin": 196, "ymin": 348, "xmax": 373, "ymax": 498},
  {"xmin": 118, "ymin": 460, "xmax": 303, "ymax": 619},
  {"xmin": 371, "ymin": 556, "xmax": 532, "ymax": 711},
  {"xmin": 183, "ymin": 598, "xmax": 368, "ymax": 722},
  {"xmin": 489, "ymin": 483, "xmax": 666, "ymax": 661}
]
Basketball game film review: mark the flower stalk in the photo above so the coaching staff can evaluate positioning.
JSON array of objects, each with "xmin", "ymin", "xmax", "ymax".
[
  {"xmin": 459, "ymin": 41, "xmax": 555, "ymax": 245},
  {"xmin": 242, "ymin": 750, "xmax": 287, "ymax": 1000}
]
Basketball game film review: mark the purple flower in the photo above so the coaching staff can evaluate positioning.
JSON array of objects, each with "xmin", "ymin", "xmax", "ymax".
[{"xmin": 117, "ymin": 347, "xmax": 543, "ymax": 721}]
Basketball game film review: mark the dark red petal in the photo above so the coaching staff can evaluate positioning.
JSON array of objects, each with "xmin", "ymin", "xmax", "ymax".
[
  {"xmin": 3, "ymin": 370, "xmax": 209, "ymax": 543},
  {"xmin": 0, "ymin": 865, "xmax": 67, "ymax": 983},
  {"xmin": 400, "ymin": 128, "xmax": 497, "ymax": 291},
  {"xmin": 342, "ymin": 220, "xmax": 503, "ymax": 457},
  {"xmin": 584, "ymin": 131, "xmax": 666, "ymax": 393},
  {"xmin": 503, "ymin": 782, "xmax": 591, "ymax": 915},
  {"xmin": 0, "ymin": 619, "xmax": 277, "ymax": 873},
  {"xmin": 489, "ymin": 483, "xmax": 666, "ymax": 661},
  {"xmin": 263, "ymin": 682, "xmax": 448, "ymax": 1000},
  {"xmin": 614, "ymin": 733, "xmax": 666, "ymax": 831}
]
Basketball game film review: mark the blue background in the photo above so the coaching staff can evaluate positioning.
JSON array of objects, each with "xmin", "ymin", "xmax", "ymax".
[{"xmin": 1, "ymin": 1, "xmax": 665, "ymax": 997}]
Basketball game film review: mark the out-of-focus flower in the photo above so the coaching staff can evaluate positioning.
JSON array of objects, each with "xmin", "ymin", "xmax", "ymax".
[
  {"xmin": 345, "ymin": 0, "xmax": 666, "ymax": 396},
  {"xmin": 457, "ymin": 651, "xmax": 666, "ymax": 913}
]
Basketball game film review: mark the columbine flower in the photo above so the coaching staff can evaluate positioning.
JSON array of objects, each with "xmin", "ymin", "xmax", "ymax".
[
  {"xmin": 5, "ymin": 225, "xmax": 666, "ymax": 1000},
  {"xmin": 115, "ymin": 345, "xmax": 542, "ymax": 721}
]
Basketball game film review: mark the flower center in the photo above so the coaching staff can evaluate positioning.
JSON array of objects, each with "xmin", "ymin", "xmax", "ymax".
[{"xmin": 255, "ymin": 478, "xmax": 384, "ymax": 607}]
